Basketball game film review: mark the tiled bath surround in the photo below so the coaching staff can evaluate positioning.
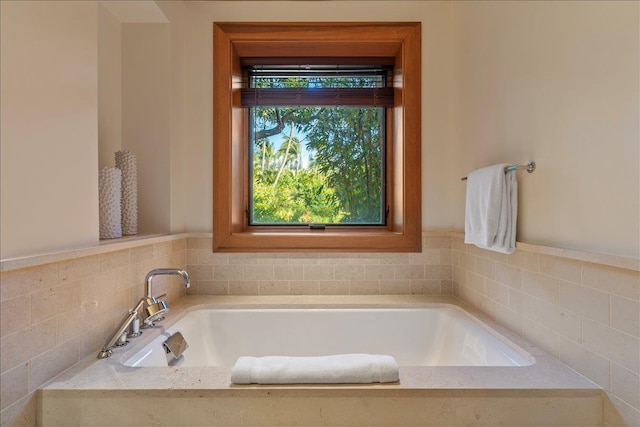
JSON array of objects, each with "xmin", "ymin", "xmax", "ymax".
[
  {"xmin": 0, "ymin": 231, "xmax": 638, "ymax": 425},
  {"xmin": 451, "ymin": 234, "xmax": 640, "ymax": 427},
  {"xmin": 184, "ymin": 234, "xmax": 453, "ymax": 297},
  {"xmin": 0, "ymin": 238, "xmax": 188, "ymax": 426}
]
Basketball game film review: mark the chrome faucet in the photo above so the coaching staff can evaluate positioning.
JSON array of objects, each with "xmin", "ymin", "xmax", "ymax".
[
  {"xmin": 142, "ymin": 268, "xmax": 190, "ymax": 327},
  {"xmin": 97, "ymin": 268, "xmax": 190, "ymax": 359}
]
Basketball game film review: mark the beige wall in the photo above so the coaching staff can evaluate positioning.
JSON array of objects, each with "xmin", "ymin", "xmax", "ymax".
[
  {"xmin": 175, "ymin": 0, "xmax": 639, "ymax": 258},
  {"xmin": 177, "ymin": 0, "xmax": 457, "ymax": 232},
  {"xmin": 122, "ymin": 23, "xmax": 172, "ymax": 234},
  {"xmin": 155, "ymin": 1, "xmax": 189, "ymax": 234},
  {"xmin": 451, "ymin": 1, "xmax": 640, "ymax": 258},
  {"xmin": 98, "ymin": 3, "xmax": 123, "ymax": 170},
  {"xmin": 1, "ymin": 0, "xmax": 638, "ymax": 259},
  {"xmin": 0, "ymin": 1, "xmax": 100, "ymax": 259}
]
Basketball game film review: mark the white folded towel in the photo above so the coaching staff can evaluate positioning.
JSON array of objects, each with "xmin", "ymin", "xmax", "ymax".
[
  {"xmin": 464, "ymin": 164, "xmax": 518, "ymax": 254},
  {"xmin": 231, "ymin": 354, "xmax": 399, "ymax": 384}
]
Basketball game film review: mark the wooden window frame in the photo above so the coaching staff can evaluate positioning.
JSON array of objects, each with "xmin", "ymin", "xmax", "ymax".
[{"xmin": 213, "ymin": 22, "xmax": 421, "ymax": 252}]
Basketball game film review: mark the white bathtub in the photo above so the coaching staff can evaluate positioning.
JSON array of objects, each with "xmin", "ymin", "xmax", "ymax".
[
  {"xmin": 42, "ymin": 299, "xmax": 604, "ymax": 426},
  {"xmin": 124, "ymin": 305, "xmax": 534, "ymax": 368}
]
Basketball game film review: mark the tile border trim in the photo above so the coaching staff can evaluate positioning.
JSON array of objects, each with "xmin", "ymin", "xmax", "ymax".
[
  {"xmin": 0, "ymin": 234, "xmax": 181, "ymax": 272},
  {"xmin": 1, "ymin": 230, "xmax": 637, "ymax": 272},
  {"xmin": 451, "ymin": 231, "xmax": 639, "ymax": 272}
]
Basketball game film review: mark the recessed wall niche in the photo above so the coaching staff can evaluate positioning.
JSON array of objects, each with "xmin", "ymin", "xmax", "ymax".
[{"xmin": 98, "ymin": 1, "xmax": 171, "ymax": 236}]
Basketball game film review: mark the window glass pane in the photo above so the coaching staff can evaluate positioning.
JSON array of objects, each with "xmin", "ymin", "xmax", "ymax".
[
  {"xmin": 250, "ymin": 105, "xmax": 385, "ymax": 225},
  {"xmin": 251, "ymin": 73, "xmax": 386, "ymax": 89}
]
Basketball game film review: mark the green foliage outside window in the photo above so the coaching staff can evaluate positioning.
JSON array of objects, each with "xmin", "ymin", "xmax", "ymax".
[{"xmin": 249, "ymin": 73, "xmax": 385, "ymax": 225}]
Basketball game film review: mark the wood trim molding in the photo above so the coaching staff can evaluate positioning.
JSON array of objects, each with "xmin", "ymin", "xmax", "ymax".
[{"xmin": 213, "ymin": 22, "xmax": 421, "ymax": 252}]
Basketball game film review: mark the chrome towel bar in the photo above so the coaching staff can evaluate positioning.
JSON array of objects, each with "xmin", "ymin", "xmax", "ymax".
[{"xmin": 461, "ymin": 161, "xmax": 536, "ymax": 181}]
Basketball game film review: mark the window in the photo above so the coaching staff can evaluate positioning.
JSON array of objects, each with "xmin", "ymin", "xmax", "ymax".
[
  {"xmin": 244, "ymin": 65, "xmax": 392, "ymax": 226},
  {"xmin": 213, "ymin": 22, "xmax": 421, "ymax": 252}
]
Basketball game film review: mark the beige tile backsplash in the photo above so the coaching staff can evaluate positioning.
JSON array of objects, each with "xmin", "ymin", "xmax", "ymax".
[
  {"xmin": 451, "ymin": 235, "xmax": 640, "ymax": 427},
  {"xmin": 0, "ymin": 239, "xmax": 187, "ymax": 426},
  {"xmin": 184, "ymin": 235, "xmax": 453, "ymax": 297},
  {"xmin": 0, "ymin": 232, "xmax": 638, "ymax": 426},
  {"xmin": 611, "ymin": 296, "xmax": 640, "ymax": 337}
]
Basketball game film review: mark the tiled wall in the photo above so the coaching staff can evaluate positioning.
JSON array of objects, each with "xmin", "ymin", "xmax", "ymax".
[
  {"xmin": 0, "ymin": 239, "xmax": 187, "ymax": 426},
  {"xmin": 451, "ymin": 235, "xmax": 640, "ymax": 427},
  {"xmin": 185, "ymin": 235, "xmax": 453, "ymax": 296},
  {"xmin": 1, "ymin": 232, "xmax": 639, "ymax": 426}
]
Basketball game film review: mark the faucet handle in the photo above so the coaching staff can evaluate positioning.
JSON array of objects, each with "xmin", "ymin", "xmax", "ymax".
[
  {"xmin": 143, "ymin": 299, "xmax": 169, "ymax": 328},
  {"xmin": 146, "ymin": 299, "xmax": 168, "ymax": 316},
  {"xmin": 152, "ymin": 293, "xmax": 167, "ymax": 303}
]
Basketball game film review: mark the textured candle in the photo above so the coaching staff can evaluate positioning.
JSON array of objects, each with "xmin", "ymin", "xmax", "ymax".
[
  {"xmin": 98, "ymin": 167, "xmax": 122, "ymax": 239},
  {"xmin": 115, "ymin": 150, "xmax": 138, "ymax": 235}
]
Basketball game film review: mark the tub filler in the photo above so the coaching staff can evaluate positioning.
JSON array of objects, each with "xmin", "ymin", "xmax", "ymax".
[{"xmin": 39, "ymin": 296, "xmax": 603, "ymax": 427}]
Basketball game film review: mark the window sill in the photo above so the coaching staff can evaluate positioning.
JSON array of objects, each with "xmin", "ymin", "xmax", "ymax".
[{"xmin": 214, "ymin": 229, "xmax": 421, "ymax": 252}]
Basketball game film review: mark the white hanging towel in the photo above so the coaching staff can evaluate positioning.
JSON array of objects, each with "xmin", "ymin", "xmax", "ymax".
[
  {"xmin": 231, "ymin": 354, "xmax": 399, "ymax": 384},
  {"xmin": 464, "ymin": 164, "xmax": 518, "ymax": 254}
]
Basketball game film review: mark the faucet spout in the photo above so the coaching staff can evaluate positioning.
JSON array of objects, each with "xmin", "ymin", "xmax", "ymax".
[{"xmin": 145, "ymin": 268, "xmax": 190, "ymax": 300}]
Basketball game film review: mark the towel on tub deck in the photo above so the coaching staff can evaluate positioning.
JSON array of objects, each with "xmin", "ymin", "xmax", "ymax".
[
  {"xmin": 464, "ymin": 163, "xmax": 518, "ymax": 254},
  {"xmin": 231, "ymin": 354, "xmax": 399, "ymax": 384}
]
